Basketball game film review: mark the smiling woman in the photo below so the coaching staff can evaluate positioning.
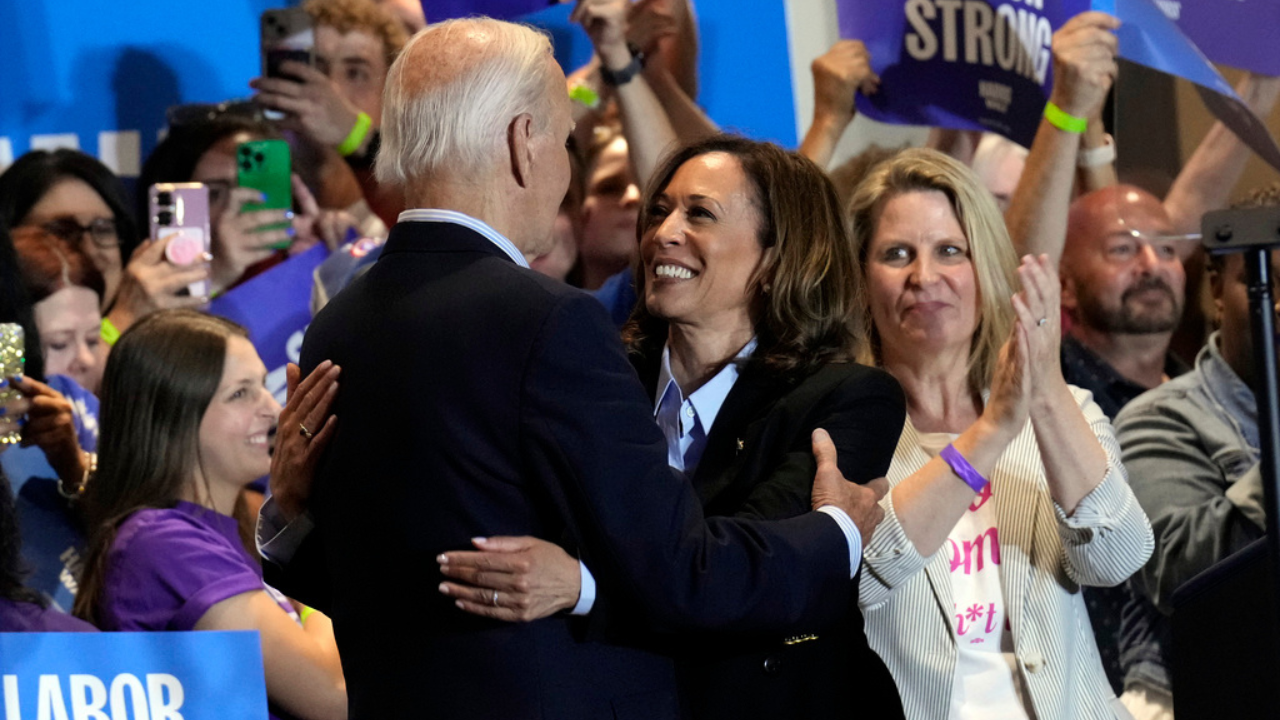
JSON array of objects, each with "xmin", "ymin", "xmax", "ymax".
[
  {"xmin": 72, "ymin": 310, "xmax": 346, "ymax": 720},
  {"xmin": 438, "ymin": 134, "xmax": 909, "ymax": 719}
]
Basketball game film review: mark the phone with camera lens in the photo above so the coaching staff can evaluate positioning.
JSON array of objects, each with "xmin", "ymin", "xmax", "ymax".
[
  {"xmin": 149, "ymin": 183, "xmax": 211, "ymax": 299},
  {"xmin": 261, "ymin": 7, "xmax": 314, "ymax": 120},
  {"xmin": 261, "ymin": 8, "xmax": 313, "ymax": 79},
  {"xmin": 236, "ymin": 139, "xmax": 294, "ymax": 250}
]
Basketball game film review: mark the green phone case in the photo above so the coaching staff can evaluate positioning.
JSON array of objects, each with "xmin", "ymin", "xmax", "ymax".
[{"xmin": 236, "ymin": 139, "xmax": 293, "ymax": 250}]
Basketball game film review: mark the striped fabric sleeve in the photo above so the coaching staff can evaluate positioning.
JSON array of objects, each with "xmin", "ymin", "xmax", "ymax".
[
  {"xmin": 859, "ymin": 487, "xmax": 929, "ymax": 609},
  {"xmin": 1052, "ymin": 386, "xmax": 1155, "ymax": 588}
]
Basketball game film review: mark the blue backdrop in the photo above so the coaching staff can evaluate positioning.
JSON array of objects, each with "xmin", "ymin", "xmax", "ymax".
[{"xmin": 0, "ymin": 0, "xmax": 800, "ymax": 178}]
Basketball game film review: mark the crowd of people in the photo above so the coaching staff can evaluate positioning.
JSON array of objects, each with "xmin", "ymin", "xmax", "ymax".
[{"xmin": 1, "ymin": 1, "xmax": 1277, "ymax": 719}]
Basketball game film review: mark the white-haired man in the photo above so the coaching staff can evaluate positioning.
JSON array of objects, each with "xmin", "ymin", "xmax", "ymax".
[{"xmin": 259, "ymin": 14, "xmax": 887, "ymax": 719}]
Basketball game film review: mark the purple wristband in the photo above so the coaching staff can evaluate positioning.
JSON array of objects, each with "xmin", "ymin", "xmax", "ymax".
[{"xmin": 940, "ymin": 444, "xmax": 989, "ymax": 493}]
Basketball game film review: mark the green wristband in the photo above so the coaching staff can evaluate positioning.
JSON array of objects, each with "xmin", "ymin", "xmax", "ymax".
[
  {"xmin": 337, "ymin": 112, "xmax": 373, "ymax": 157},
  {"xmin": 1044, "ymin": 101, "xmax": 1087, "ymax": 134},
  {"xmin": 299, "ymin": 605, "xmax": 316, "ymax": 625},
  {"xmin": 100, "ymin": 318, "xmax": 121, "ymax": 346},
  {"xmin": 569, "ymin": 84, "xmax": 601, "ymax": 110}
]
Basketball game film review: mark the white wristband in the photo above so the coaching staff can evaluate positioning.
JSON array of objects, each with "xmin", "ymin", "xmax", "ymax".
[{"xmin": 1078, "ymin": 133, "xmax": 1116, "ymax": 168}]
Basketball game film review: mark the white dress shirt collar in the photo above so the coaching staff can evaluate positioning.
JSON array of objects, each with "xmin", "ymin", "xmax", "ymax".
[{"xmin": 397, "ymin": 209, "xmax": 529, "ymax": 269}]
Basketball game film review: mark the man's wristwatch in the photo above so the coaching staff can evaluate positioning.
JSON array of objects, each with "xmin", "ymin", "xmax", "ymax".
[{"xmin": 599, "ymin": 47, "xmax": 644, "ymax": 87}]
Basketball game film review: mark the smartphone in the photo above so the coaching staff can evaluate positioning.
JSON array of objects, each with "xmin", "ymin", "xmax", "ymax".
[
  {"xmin": 236, "ymin": 139, "xmax": 293, "ymax": 250},
  {"xmin": 261, "ymin": 8, "xmax": 314, "ymax": 119},
  {"xmin": 0, "ymin": 324, "xmax": 24, "ymax": 445},
  {"xmin": 261, "ymin": 8, "xmax": 313, "ymax": 78},
  {"xmin": 149, "ymin": 183, "xmax": 212, "ymax": 299}
]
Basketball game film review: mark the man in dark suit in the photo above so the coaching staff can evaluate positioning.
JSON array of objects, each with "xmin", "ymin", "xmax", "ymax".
[{"xmin": 258, "ymin": 16, "xmax": 886, "ymax": 719}]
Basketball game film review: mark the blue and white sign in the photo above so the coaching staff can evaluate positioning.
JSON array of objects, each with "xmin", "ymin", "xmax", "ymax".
[{"xmin": 0, "ymin": 631, "xmax": 268, "ymax": 720}]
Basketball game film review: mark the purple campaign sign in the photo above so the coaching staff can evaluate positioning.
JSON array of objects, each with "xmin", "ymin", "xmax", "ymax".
[
  {"xmin": 838, "ymin": 0, "xmax": 1280, "ymax": 170},
  {"xmin": 1169, "ymin": 0, "xmax": 1280, "ymax": 77},
  {"xmin": 838, "ymin": 0, "xmax": 1090, "ymax": 146}
]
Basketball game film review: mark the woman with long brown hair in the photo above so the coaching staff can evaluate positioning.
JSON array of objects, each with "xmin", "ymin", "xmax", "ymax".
[{"xmin": 73, "ymin": 310, "xmax": 346, "ymax": 720}]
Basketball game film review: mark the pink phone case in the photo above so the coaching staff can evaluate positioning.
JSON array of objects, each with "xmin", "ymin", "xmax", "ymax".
[{"xmin": 149, "ymin": 183, "xmax": 212, "ymax": 300}]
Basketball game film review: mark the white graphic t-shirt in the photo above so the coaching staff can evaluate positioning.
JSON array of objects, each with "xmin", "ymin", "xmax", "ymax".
[{"xmin": 918, "ymin": 432, "xmax": 1032, "ymax": 720}]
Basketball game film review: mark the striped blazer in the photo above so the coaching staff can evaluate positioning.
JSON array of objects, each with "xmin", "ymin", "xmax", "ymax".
[{"xmin": 859, "ymin": 385, "xmax": 1153, "ymax": 720}]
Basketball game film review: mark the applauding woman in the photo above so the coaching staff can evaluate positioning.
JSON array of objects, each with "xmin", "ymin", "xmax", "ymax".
[
  {"xmin": 73, "ymin": 310, "xmax": 346, "ymax": 720},
  {"xmin": 849, "ymin": 149, "xmax": 1152, "ymax": 719}
]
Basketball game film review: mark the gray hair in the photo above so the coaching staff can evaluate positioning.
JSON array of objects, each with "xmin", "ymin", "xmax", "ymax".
[{"xmin": 375, "ymin": 17, "xmax": 555, "ymax": 186}]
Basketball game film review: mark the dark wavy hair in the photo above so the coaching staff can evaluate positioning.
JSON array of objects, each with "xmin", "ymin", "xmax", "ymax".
[
  {"xmin": 0, "ymin": 149, "xmax": 140, "ymax": 266},
  {"xmin": 623, "ymin": 135, "xmax": 865, "ymax": 376},
  {"xmin": 73, "ymin": 310, "xmax": 247, "ymax": 625},
  {"xmin": 136, "ymin": 115, "xmax": 279, "ymax": 229}
]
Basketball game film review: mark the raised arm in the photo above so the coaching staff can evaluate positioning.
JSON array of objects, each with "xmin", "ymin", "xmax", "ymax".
[
  {"xmin": 1163, "ymin": 72, "xmax": 1280, "ymax": 244},
  {"xmin": 1015, "ymin": 254, "xmax": 1152, "ymax": 585},
  {"xmin": 574, "ymin": 0, "xmax": 679, "ymax": 186},
  {"xmin": 1005, "ymin": 11, "xmax": 1118, "ymax": 263},
  {"xmin": 798, "ymin": 40, "xmax": 880, "ymax": 170}
]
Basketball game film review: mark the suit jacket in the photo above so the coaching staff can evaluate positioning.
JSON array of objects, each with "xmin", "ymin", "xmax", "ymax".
[
  {"xmin": 269, "ymin": 220, "xmax": 854, "ymax": 719},
  {"xmin": 630, "ymin": 345, "xmax": 907, "ymax": 719},
  {"xmin": 859, "ymin": 386, "xmax": 1153, "ymax": 720}
]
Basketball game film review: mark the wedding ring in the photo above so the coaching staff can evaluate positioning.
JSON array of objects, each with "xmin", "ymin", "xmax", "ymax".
[
  {"xmin": 299, "ymin": 422, "xmax": 314, "ymax": 440},
  {"xmin": 491, "ymin": 590, "xmax": 499, "ymax": 606},
  {"xmin": 1037, "ymin": 317, "xmax": 1048, "ymax": 327}
]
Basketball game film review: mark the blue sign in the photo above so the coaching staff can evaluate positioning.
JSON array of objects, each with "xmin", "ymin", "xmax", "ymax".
[
  {"xmin": 208, "ymin": 244, "xmax": 327, "ymax": 404},
  {"xmin": 0, "ymin": 631, "xmax": 268, "ymax": 720},
  {"xmin": 1102, "ymin": 0, "xmax": 1280, "ymax": 171},
  {"xmin": 1167, "ymin": 0, "xmax": 1280, "ymax": 77}
]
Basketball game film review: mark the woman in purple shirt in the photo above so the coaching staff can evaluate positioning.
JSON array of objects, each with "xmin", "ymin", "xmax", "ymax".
[{"xmin": 72, "ymin": 310, "xmax": 346, "ymax": 720}]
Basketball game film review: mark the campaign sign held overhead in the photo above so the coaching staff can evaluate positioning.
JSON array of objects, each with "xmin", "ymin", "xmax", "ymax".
[
  {"xmin": 838, "ymin": 0, "xmax": 1280, "ymax": 169},
  {"xmin": 0, "ymin": 631, "xmax": 268, "ymax": 720},
  {"xmin": 838, "ymin": 0, "xmax": 1090, "ymax": 146}
]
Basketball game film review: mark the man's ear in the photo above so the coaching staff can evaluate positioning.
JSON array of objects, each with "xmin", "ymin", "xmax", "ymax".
[
  {"xmin": 508, "ymin": 112, "xmax": 535, "ymax": 188},
  {"xmin": 1059, "ymin": 270, "xmax": 1079, "ymax": 315}
]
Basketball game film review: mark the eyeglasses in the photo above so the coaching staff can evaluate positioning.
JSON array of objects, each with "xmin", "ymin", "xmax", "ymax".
[
  {"xmin": 1120, "ymin": 227, "xmax": 1202, "ymax": 244},
  {"xmin": 42, "ymin": 217, "xmax": 119, "ymax": 249},
  {"xmin": 200, "ymin": 179, "xmax": 234, "ymax": 208},
  {"xmin": 165, "ymin": 99, "xmax": 266, "ymax": 130}
]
